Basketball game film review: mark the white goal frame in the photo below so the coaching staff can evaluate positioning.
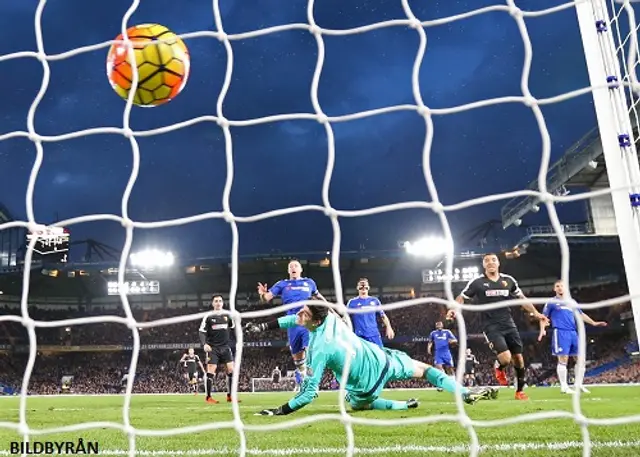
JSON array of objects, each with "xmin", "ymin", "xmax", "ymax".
[{"xmin": 0, "ymin": 1, "xmax": 640, "ymax": 457}]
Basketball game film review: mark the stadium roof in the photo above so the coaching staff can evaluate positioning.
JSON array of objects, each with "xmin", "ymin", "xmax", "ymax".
[
  {"xmin": 0, "ymin": 202, "xmax": 12, "ymax": 223},
  {"xmin": 500, "ymin": 123, "xmax": 640, "ymax": 229}
]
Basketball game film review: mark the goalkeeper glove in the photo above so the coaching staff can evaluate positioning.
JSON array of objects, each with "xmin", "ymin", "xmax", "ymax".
[
  {"xmin": 256, "ymin": 403, "xmax": 295, "ymax": 416},
  {"xmin": 244, "ymin": 322, "xmax": 267, "ymax": 333}
]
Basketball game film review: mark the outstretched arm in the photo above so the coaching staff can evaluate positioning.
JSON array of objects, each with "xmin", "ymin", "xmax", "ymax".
[
  {"xmin": 246, "ymin": 315, "xmax": 298, "ymax": 333},
  {"xmin": 257, "ymin": 351, "xmax": 327, "ymax": 416},
  {"xmin": 580, "ymin": 313, "xmax": 607, "ymax": 327}
]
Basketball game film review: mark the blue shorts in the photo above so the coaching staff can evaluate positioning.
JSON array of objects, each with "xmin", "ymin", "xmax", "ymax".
[
  {"xmin": 552, "ymin": 328, "xmax": 578, "ymax": 356},
  {"xmin": 345, "ymin": 347, "xmax": 415, "ymax": 410},
  {"xmin": 287, "ymin": 325, "xmax": 309, "ymax": 354},
  {"xmin": 358, "ymin": 334, "xmax": 383, "ymax": 347},
  {"xmin": 434, "ymin": 352, "xmax": 454, "ymax": 367}
]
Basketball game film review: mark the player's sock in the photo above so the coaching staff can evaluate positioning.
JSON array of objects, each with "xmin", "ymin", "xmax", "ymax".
[
  {"xmin": 205, "ymin": 376, "xmax": 213, "ymax": 398},
  {"xmin": 557, "ymin": 362, "xmax": 569, "ymax": 390},
  {"xmin": 425, "ymin": 367, "xmax": 468, "ymax": 396},
  {"xmin": 370, "ymin": 398, "xmax": 409, "ymax": 411},
  {"xmin": 497, "ymin": 362, "xmax": 508, "ymax": 371},
  {"xmin": 515, "ymin": 365, "xmax": 526, "ymax": 392},
  {"xmin": 294, "ymin": 357, "xmax": 307, "ymax": 381},
  {"xmin": 226, "ymin": 373, "xmax": 233, "ymax": 395}
]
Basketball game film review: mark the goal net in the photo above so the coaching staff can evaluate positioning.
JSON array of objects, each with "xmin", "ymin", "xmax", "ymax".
[{"xmin": 0, "ymin": 0, "xmax": 640, "ymax": 456}]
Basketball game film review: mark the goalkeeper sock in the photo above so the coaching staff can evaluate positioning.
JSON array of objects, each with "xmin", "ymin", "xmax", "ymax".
[
  {"xmin": 370, "ymin": 398, "xmax": 409, "ymax": 411},
  {"xmin": 557, "ymin": 362, "xmax": 568, "ymax": 390},
  {"xmin": 226, "ymin": 373, "xmax": 233, "ymax": 395},
  {"xmin": 425, "ymin": 367, "xmax": 468, "ymax": 396},
  {"xmin": 515, "ymin": 365, "xmax": 526, "ymax": 392}
]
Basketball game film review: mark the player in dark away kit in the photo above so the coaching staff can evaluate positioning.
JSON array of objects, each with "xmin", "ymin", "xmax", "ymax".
[
  {"xmin": 199, "ymin": 294, "xmax": 241, "ymax": 403},
  {"xmin": 448, "ymin": 253, "xmax": 548, "ymax": 400},
  {"xmin": 179, "ymin": 347, "xmax": 205, "ymax": 394},
  {"xmin": 464, "ymin": 348, "xmax": 479, "ymax": 387}
]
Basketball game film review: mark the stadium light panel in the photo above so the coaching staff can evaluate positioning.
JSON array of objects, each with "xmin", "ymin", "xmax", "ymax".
[
  {"xmin": 403, "ymin": 237, "xmax": 453, "ymax": 258},
  {"xmin": 130, "ymin": 250, "xmax": 174, "ymax": 268}
]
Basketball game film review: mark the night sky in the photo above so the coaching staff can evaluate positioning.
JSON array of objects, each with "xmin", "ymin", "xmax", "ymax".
[{"xmin": 0, "ymin": 0, "xmax": 619, "ymax": 260}]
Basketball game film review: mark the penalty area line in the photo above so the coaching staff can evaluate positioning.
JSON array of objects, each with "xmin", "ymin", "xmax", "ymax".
[{"xmin": 1, "ymin": 440, "xmax": 638, "ymax": 455}]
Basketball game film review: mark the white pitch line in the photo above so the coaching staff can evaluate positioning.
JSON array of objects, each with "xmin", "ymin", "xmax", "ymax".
[{"xmin": 1, "ymin": 440, "xmax": 638, "ymax": 455}]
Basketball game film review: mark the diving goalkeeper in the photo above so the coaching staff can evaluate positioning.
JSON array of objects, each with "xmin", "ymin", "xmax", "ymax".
[{"xmin": 245, "ymin": 304, "xmax": 497, "ymax": 416}]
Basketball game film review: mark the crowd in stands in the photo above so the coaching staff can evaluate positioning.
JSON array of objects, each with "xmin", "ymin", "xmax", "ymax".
[{"xmin": 0, "ymin": 281, "xmax": 638, "ymax": 395}]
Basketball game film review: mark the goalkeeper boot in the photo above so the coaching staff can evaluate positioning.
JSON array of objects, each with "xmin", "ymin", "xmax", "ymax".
[
  {"xmin": 462, "ymin": 387, "xmax": 495, "ymax": 405},
  {"xmin": 227, "ymin": 394, "xmax": 241, "ymax": 403},
  {"xmin": 206, "ymin": 397, "xmax": 219, "ymax": 404},
  {"xmin": 514, "ymin": 391, "xmax": 529, "ymax": 401},
  {"xmin": 407, "ymin": 398, "xmax": 419, "ymax": 409}
]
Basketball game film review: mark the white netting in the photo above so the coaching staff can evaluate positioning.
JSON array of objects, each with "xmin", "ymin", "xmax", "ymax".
[{"xmin": 1, "ymin": 0, "xmax": 640, "ymax": 456}]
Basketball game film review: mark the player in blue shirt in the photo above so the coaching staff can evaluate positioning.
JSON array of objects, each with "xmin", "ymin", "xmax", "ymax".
[
  {"xmin": 428, "ymin": 321, "xmax": 457, "ymax": 377},
  {"xmin": 347, "ymin": 278, "xmax": 395, "ymax": 347},
  {"xmin": 258, "ymin": 259, "xmax": 327, "ymax": 389},
  {"xmin": 538, "ymin": 280, "xmax": 607, "ymax": 394}
]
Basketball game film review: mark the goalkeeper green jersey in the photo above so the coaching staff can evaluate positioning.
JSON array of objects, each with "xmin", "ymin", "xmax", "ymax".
[{"xmin": 277, "ymin": 313, "xmax": 390, "ymax": 411}]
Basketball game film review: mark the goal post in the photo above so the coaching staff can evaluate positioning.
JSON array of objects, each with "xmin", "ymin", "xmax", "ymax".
[{"xmin": 574, "ymin": 0, "xmax": 640, "ymax": 343}]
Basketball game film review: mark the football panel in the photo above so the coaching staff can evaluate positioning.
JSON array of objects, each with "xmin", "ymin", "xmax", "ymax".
[
  {"xmin": 141, "ymin": 71, "xmax": 165, "ymax": 91},
  {"xmin": 137, "ymin": 62, "xmax": 159, "ymax": 83},
  {"xmin": 156, "ymin": 41, "xmax": 176, "ymax": 65},
  {"xmin": 137, "ymin": 88, "xmax": 155, "ymax": 106},
  {"xmin": 148, "ymin": 24, "xmax": 171, "ymax": 37},
  {"xmin": 164, "ymin": 58, "xmax": 184, "ymax": 76},
  {"xmin": 142, "ymin": 44, "xmax": 163, "ymax": 67},
  {"xmin": 109, "ymin": 67, "xmax": 132, "ymax": 90},
  {"xmin": 113, "ymin": 85, "xmax": 129, "ymax": 101},
  {"xmin": 153, "ymin": 85, "xmax": 172, "ymax": 102},
  {"xmin": 163, "ymin": 70, "xmax": 184, "ymax": 88}
]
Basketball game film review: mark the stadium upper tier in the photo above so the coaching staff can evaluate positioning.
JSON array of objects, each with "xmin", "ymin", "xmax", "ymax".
[{"xmin": 0, "ymin": 243, "xmax": 627, "ymax": 298}]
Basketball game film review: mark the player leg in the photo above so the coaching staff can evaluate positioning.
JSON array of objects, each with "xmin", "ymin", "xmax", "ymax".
[
  {"xmin": 223, "ymin": 348, "xmax": 241, "ymax": 402},
  {"xmin": 345, "ymin": 391, "xmax": 418, "ymax": 412},
  {"xmin": 205, "ymin": 352, "xmax": 219, "ymax": 404},
  {"xmin": 387, "ymin": 347, "xmax": 497, "ymax": 404},
  {"xmin": 505, "ymin": 329, "xmax": 528, "ymax": 400},
  {"xmin": 484, "ymin": 331, "xmax": 511, "ymax": 387},
  {"xmin": 443, "ymin": 354, "xmax": 455, "ymax": 376},
  {"xmin": 569, "ymin": 330, "xmax": 590, "ymax": 393},
  {"xmin": 189, "ymin": 370, "xmax": 198, "ymax": 394},
  {"xmin": 551, "ymin": 328, "xmax": 572, "ymax": 393},
  {"xmin": 288, "ymin": 326, "xmax": 309, "ymax": 387}
]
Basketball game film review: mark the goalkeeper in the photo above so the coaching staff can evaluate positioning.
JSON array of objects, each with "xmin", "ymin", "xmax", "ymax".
[{"xmin": 246, "ymin": 304, "xmax": 497, "ymax": 416}]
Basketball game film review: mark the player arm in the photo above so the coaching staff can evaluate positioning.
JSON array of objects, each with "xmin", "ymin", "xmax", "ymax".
[
  {"xmin": 247, "ymin": 315, "xmax": 298, "ymax": 333},
  {"xmin": 447, "ymin": 330, "xmax": 458, "ymax": 345},
  {"xmin": 449, "ymin": 280, "xmax": 476, "ymax": 318},
  {"xmin": 511, "ymin": 281, "xmax": 547, "ymax": 322},
  {"xmin": 262, "ymin": 352, "xmax": 327, "ymax": 416},
  {"xmin": 198, "ymin": 316, "xmax": 209, "ymax": 346},
  {"xmin": 580, "ymin": 312, "xmax": 607, "ymax": 327},
  {"xmin": 259, "ymin": 281, "xmax": 282, "ymax": 304}
]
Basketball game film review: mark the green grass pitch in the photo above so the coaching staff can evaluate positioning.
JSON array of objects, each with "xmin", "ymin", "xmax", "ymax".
[{"xmin": 1, "ymin": 386, "xmax": 640, "ymax": 456}]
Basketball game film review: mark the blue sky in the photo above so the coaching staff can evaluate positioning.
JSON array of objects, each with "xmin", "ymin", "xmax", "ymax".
[{"xmin": 0, "ymin": 0, "xmax": 609, "ymax": 259}]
